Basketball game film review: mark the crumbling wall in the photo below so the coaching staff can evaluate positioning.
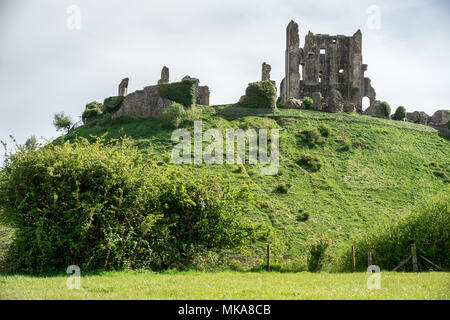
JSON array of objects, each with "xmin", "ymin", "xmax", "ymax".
[
  {"xmin": 113, "ymin": 67, "xmax": 210, "ymax": 119},
  {"xmin": 280, "ymin": 20, "xmax": 376, "ymax": 113}
]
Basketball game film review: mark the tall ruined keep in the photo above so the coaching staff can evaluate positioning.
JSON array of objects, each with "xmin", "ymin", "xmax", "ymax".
[{"xmin": 280, "ymin": 20, "xmax": 376, "ymax": 112}]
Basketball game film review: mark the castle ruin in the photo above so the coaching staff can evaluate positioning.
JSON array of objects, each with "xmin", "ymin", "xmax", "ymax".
[
  {"xmin": 113, "ymin": 66, "xmax": 210, "ymax": 119},
  {"xmin": 280, "ymin": 20, "xmax": 376, "ymax": 113}
]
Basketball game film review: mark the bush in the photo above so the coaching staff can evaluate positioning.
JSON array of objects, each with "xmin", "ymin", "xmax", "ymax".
[
  {"xmin": 160, "ymin": 103, "xmax": 187, "ymax": 129},
  {"xmin": 297, "ymin": 153, "xmax": 322, "ymax": 172},
  {"xmin": 307, "ymin": 234, "xmax": 331, "ymax": 272},
  {"xmin": 336, "ymin": 190, "xmax": 450, "ymax": 271},
  {"xmin": 103, "ymin": 96, "xmax": 125, "ymax": 113},
  {"xmin": 0, "ymin": 138, "xmax": 256, "ymax": 273},
  {"xmin": 302, "ymin": 97, "xmax": 313, "ymax": 109},
  {"xmin": 240, "ymin": 81, "xmax": 277, "ymax": 110},
  {"xmin": 0, "ymin": 138, "xmax": 155, "ymax": 273},
  {"xmin": 149, "ymin": 177, "xmax": 256, "ymax": 269},
  {"xmin": 392, "ymin": 106, "xmax": 406, "ymax": 121},
  {"xmin": 318, "ymin": 123, "xmax": 331, "ymax": 137},
  {"xmin": 297, "ymin": 210, "xmax": 309, "ymax": 222},
  {"xmin": 82, "ymin": 101, "xmax": 103, "ymax": 124},
  {"xmin": 184, "ymin": 105, "xmax": 202, "ymax": 125},
  {"xmin": 337, "ymin": 138, "xmax": 352, "ymax": 152},
  {"xmin": 274, "ymin": 183, "xmax": 291, "ymax": 194},
  {"xmin": 379, "ymin": 101, "xmax": 391, "ymax": 119},
  {"xmin": 299, "ymin": 126, "xmax": 325, "ymax": 147},
  {"xmin": 157, "ymin": 79, "xmax": 196, "ymax": 107}
]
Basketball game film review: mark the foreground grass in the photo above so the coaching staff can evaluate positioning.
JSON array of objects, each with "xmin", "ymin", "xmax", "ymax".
[{"xmin": 1, "ymin": 271, "xmax": 448, "ymax": 300}]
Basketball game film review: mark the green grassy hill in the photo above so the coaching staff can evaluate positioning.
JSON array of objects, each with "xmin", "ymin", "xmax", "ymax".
[{"xmin": 56, "ymin": 105, "xmax": 449, "ymax": 267}]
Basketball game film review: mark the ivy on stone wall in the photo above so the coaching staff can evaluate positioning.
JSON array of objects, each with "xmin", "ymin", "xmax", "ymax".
[{"xmin": 157, "ymin": 79, "xmax": 196, "ymax": 107}]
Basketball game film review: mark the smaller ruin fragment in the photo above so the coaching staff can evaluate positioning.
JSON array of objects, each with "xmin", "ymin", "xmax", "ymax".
[
  {"xmin": 113, "ymin": 66, "xmax": 210, "ymax": 119},
  {"xmin": 118, "ymin": 78, "xmax": 129, "ymax": 96},
  {"xmin": 261, "ymin": 62, "xmax": 276, "ymax": 87},
  {"xmin": 158, "ymin": 66, "xmax": 170, "ymax": 84}
]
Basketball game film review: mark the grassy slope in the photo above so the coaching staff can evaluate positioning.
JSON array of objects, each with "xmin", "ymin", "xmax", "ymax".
[
  {"xmin": 1, "ymin": 271, "xmax": 448, "ymax": 299},
  {"xmin": 57, "ymin": 106, "xmax": 449, "ymax": 264}
]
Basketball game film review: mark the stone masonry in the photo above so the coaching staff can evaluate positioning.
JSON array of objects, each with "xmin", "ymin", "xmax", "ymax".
[
  {"xmin": 113, "ymin": 66, "xmax": 210, "ymax": 119},
  {"xmin": 280, "ymin": 20, "xmax": 376, "ymax": 113},
  {"xmin": 118, "ymin": 78, "xmax": 129, "ymax": 96}
]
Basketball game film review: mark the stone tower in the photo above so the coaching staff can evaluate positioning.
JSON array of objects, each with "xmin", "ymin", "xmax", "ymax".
[{"xmin": 280, "ymin": 20, "xmax": 376, "ymax": 112}]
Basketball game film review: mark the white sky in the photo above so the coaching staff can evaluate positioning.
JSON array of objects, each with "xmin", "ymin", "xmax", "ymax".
[{"xmin": 0, "ymin": 0, "xmax": 449, "ymax": 146}]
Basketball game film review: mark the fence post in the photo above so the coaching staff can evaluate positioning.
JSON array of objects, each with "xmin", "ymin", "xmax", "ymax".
[
  {"xmin": 368, "ymin": 251, "xmax": 372, "ymax": 267},
  {"xmin": 351, "ymin": 246, "xmax": 356, "ymax": 272},
  {"xmin": 411, "ymin": 244, "xmax": 418, "ymax": 272},
  {"xmin": 266, "ymin": 244, "xmax": 270, "ymax": 271}
]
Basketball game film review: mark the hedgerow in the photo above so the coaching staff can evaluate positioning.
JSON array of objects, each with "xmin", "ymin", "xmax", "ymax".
[
  {"xmin": 336, "ymin": 190, "xmax": 450, "ymax": 271},
  {"xmin": 0, "ymin": 138, "xmax": 256, "ymax": 273}
]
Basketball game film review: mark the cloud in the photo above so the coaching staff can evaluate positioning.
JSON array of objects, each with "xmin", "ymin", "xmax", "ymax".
[{"xmin": 0, "ymin": 0, "xmax": 449, "ymax": 148}]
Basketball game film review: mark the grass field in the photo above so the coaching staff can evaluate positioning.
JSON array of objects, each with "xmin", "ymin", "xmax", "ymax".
[{"xmin": 1, "ymin": 271, "xmax": 449, "ymax": 300}]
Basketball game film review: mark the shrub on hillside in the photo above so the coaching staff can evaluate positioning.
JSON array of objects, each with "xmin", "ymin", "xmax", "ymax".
[
  {"xmin": 297, "ymin": 153, "xmax": 322, "ymax": 172},
  {"xmin": 240, "ymin": 81, "xmax": 277, "ymax": 110},
  {"xmin": 299, "ymin": 126, "xmax": 325, "ymax": 147},
  {"xmin": 157, "ymin": 79, "xmax": 196, "ymax": 107},
  {"xmin": 379, "ymin": 101, "xmax": 391, "ymax": 119},
  {"xmin": 318, "ymin": 123, "xmax": 331, "ymax": 137},
  {"xmin": 82, "ymin": 101, "xmax": 103, "ymax": 124},
  {"xmin": 103, "ymin": 96, "xmax": 125, "ymax": 113},
  {"xmin": 336, "ymin": 190, "xmax": 450, "ymax": 271},
  {"xmin": 160, "ymin": 103, "xmax": 187, "ymax": 129},
  {"xmin": 274, "ymin": 183, "xmax": 291, "ymax": 194},
  {"xmin": 337, "ymin": 138, "xmax": 352, "ymax": 152},
  {"xmin": 0, "ymin": 138, "xmax": 256, "ymax": 273},
  {"xmin": 307, "ymin": 234, "xmax": 331, "ymax": 272},
  {"xmin": 302, "ymin": 97, "xmax": 313, "ymax": 109}
]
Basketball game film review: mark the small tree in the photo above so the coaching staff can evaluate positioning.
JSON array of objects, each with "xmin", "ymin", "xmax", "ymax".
[
  {"xmin": 379, "ymin": 101, "xmax": 391, "ymax": 119},
  {"xmin": 392, "ymin": 106, "xmax": 406, "ymax": 121},
  {"xmin": 53, "ymin": 112, "xmax": 73, "ymax": 133}
]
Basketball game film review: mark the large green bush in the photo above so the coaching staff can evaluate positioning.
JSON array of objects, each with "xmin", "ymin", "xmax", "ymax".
[
  {"xmin": 160, "ymin": 103, "xmax": 187, "ymax": 129},
  {"xmin": 157, "ymin": 79, "xmax": 196, "ymax": 107},
  {"xmin": 379, "ymin": 101, "xmax": 391, "ymax": 119},
  {"xmin": 103, "ymin": 96, "xmax": 125, "ymax": 113},
  {"xmin": 336, "ymin": 190, "xmax": 450, "ymax": 271},
  {"xmin": 0, "ymin": 139, "xmax": 256, "ymax": 273},
  {"xmin": 82, "ymin": 101, "xmax": 103, "ymax": 124},
  {"xmin": 240, "ymin": 81, "xmax": 277, "ymax": 110},
  {"xmin": 392, "ymin": 106, "xmax": 406, "ymax": 121}
]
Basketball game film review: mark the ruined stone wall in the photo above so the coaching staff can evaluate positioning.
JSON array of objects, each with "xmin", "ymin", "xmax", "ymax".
[
  {"xmin": 113, "ymin": 85, "xmax": 172, "ymax": 119},
  {"xmin": 113, "ymin": 67, "xmax": 210, "ymax": 119},
  {"xmin": 281, "ymin": 20, "xmax": 376, "ymax": 113}
]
